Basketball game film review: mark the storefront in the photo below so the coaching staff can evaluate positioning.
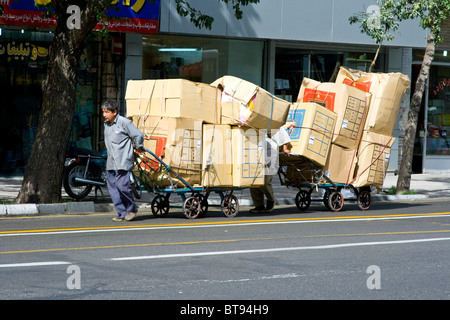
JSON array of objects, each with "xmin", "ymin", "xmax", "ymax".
[
  {"xmin": 413, "ymin": 49, "xmax": 450, "ymax": 172},
  {"xmin": 0, "ymin": 28, "xmax": 102, "ymax": 174},
  {"xmin": 0, "ymin": 29, "xmax": 51, "ymax": 173},
  {"xmin": 0, "ymin": 0, "xmax": 159, "ymax": 175}
]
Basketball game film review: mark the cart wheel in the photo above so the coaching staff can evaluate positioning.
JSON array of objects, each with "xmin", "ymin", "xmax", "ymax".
[
  {"xmin": 357, "ymin": 189, "xmax": 372, "ymax": 210},
  {"xmin": 151, "ymin": 195, "xmax": 170, "ymax": 217},
  {"xmin": 221, "ymin": 194, "xmax": 239, "ymax": 217},
  {"xmin": 183, "ymin": 196, "xmax": 202, "ymax": 219},
  {"xmin": 295, "ymin": 190, "xmax": 311, "ymax": 211},
  {"xmin": 328, "ymin": 191, "xmax": 344, "ymax": 212}
]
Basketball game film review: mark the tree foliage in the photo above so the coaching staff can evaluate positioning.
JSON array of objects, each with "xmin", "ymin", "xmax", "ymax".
[{"xmin": 176, "ymin": 0, "xmax": 260, "ymax": 29}]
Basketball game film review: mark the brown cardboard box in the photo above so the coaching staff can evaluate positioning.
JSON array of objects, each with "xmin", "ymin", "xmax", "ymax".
[
  {"xmin": 211, "ymin": 76, "xmax": 290, "ymax": 130},
  {"xmin": 352, "ymin": 131, "xmax": 395, "ymax": 189},
  {"xmin": 125, "ymin": 79, "xmax": 220, "ymax": 124},
  {"xmin": 323, "ymin": 144, "xmax": 358, "ymax": 185},
  {"xmin": 297, "ymin": 78, "xmax": 371, "ymax": 149},
  {"xmin": 297, "ymin": 78, "xmax": 337, "ymax": 111},
  {"xmin": 131, "ymin": 115, "xmax": 203, "ymax": 188},
  {"xmin": 335, "ymin": 67, "xmax": 410, "ymax": 136},
  {"xmin": 202, "ymin": 124, "xmax": 233, "ymax": 187},
  {"xmin": 231, "ymin": 126, "xmax": 265, "ymax": 187},
  {"xmin": 284, "ymin": 102, "xmax": 337, "ymax": 167}
]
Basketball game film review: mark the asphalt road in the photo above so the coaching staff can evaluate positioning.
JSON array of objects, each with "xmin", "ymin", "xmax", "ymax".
[{"xmin": 1, "ymin": 199, "xmax": 450, "ymax": 305}]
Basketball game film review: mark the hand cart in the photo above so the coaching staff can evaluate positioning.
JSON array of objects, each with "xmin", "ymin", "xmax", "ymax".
[
  {"xmin": 278, "ymin": 154, "xmax": 372, "ymax": 212},
  {"xmin": 134, "ymin": 148, "xmax": 241, "ymax": 219}
]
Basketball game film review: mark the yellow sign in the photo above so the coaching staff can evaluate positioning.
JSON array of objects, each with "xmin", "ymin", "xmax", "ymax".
[
  {"xmin": 442, "ymin": 114, "xmax": 450, "ymax": 126},
  {"xmin": 0, "ymin": 42, "xmax": 49, "ymax": 61}
]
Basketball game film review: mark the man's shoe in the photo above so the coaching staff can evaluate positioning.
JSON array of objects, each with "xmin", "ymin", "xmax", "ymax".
[
  {"xmin": 112, "ymin": 217, "xmax": 125, "ymax": 222},
  {"xmin": 125, "ymin": 212, "xmax": 137, "ymax": 221},
  {"xmin": 249, "ymin": 206, "xmax": 265, "ymax": 213},
  {"xmin": 265, "ymin": 201, "xmax": 275, "ymax": 212}
]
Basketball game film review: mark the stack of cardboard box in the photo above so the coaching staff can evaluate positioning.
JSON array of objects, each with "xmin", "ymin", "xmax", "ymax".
[
  {"xmin": 288, "ymin": 67, "xmax": 410, "ymax": 190},
  {"xmin": 125, "ymin": 76, "xmax": 291, "ymax": 188},
  {"xmin": 124, "ymin": 67, "xmax": 409, "ymax": 192},
  {"xmin": 335, "ymin": 67, "xmax": 410, "ymax": 190}
]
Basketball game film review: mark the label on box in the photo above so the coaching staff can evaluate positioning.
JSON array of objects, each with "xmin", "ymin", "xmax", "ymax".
[
  {"xmin": 302, "ymin": 88, "xmax": 336, "ymax": 111},
  {"xmin": 342, "ymin": 78, "xmax": 372, "ymax": 93}
]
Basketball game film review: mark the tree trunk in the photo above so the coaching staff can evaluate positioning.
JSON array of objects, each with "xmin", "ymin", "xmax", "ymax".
[
  {"xmin": 16, "ymin": 1, "xmax": 109, "ymax": 204},
  {"xmin": 369, "ymin": 42, "xmax": 382, "ymax": 73},
  {"xmin": 396, "ymin": 33, "xmax": 435, "ymax": 193}
]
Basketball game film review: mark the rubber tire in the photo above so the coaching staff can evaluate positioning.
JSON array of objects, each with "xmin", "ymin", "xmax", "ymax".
[
  {"xmin": 328, "ymin": 191, "xmax": 344, "ymax": 212},
  {"xmin": 295, "ymin": 190, "xmax": 311, "ymax": 211},
  {"xmin": 63, "ymin": 162, "xmax": 93, "ymax": 200}
]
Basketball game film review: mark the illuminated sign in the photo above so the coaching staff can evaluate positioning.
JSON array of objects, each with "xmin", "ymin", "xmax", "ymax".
[
  {"xmin": 0, "ymin": 41, "xmax": 49, "ymax": 61},
  {"xmin": 0, "ymin": 0, "xmax": 160, "ymax": 34}
]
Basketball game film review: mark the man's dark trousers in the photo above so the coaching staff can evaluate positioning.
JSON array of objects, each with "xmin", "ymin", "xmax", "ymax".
[{"xmin": 106, "ymin": 170, "xmax": 138, "ymax": 219}]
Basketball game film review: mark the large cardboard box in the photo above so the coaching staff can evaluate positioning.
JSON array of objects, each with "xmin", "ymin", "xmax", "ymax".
[
  {"xmin": 211, "ymin": 76, "xmax": 290, "ymax": 130},
  {"xmin": 323, "ymin": 144, "xmax": 358, "ymax": 185},
  {"xmin": 352, "ymin": 131, "xmax": 395, "ymax": 190},
  {"xmin": 297, "ymin": 78, "xmax": 371, "ymax": 149},
  {"xmin": 202, "ymin": 124, "xmax": 233, "ymax": 187},
  {"xmin": 297, "ymin": 78, "xmax": 337, "ymax": 111},
  {"xmin": 131, "ymin": 115, "xmax": 203, "ymax": 187},
  {"xmin": 284, "ymin": 102, "xmax": 337, "ymax": 167},
  {"xmin": 231, "ymin": 126, "xmax": 265, "ymax": 187},
  {"xmin": 335, "ymin": 67, "xmax": 410, "ymax": 136},
  {"xmin": 125, "ymin": 79, "xmax": 220, "ymax": 124}
]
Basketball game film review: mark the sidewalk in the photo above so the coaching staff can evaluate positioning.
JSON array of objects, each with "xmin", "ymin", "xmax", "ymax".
[{"xmin": 1, "ymin": 172, "xmax": 450, "ymax": 216}]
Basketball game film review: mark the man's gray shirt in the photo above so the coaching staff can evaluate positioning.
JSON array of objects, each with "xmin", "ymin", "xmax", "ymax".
[{"xmin": 104, "ymin": 115, "xmax": 144, "ymax": 171}]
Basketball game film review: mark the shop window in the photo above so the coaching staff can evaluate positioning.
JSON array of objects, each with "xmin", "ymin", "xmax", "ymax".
[
  {"xmin": 142, "ymin": 35, "xmax": 264, "ymax": 86},
  {"xmin": 0, "ymin": 29, "xmax": 99, "ymax": 174},
  {"xmin": 274, "ymin": 48, "xmax": 383, "ymax": 102},
  {"xmin": 427, "ymin": 65, "xmax": 450, "ymax": 155},
  {"xmin": 0, "ymin": 29, "xmax": 51, "ymax": 174}
]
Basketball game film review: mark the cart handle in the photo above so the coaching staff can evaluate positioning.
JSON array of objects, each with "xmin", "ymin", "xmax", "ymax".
[{"xmin": 140, "ymin": 148, "xmax": 195, "ymax": 191}]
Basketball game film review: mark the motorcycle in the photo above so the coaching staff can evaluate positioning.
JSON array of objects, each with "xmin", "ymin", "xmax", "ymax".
[{"xmin": 63, "ymin": 146, "xmax": 142, "ymax": 200}]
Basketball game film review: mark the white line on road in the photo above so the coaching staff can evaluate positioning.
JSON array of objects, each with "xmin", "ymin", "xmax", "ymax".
[
  {"xmin": 0, "ymin": 261, "xmax": 71, "ymax": 268},
  {"xmin": 109, "ymin": 237, "xmax": 450, "ymax": 261}
]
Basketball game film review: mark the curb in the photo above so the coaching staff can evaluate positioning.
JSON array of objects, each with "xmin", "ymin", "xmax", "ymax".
[
  {"xmin": 0, "ymin": 201, "xmax": 115, "ymax": 217},
  {"xmin": 0, "ymin": 193, "xmax": 446, "ymax": 217}
]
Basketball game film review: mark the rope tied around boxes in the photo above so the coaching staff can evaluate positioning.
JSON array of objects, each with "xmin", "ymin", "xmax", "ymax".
[{"xmin": 347, "ymin": 135, "xmax": 393, "ymax": 187}]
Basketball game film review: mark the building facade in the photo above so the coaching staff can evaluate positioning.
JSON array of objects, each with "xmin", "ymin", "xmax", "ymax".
[{"xmin": 1, "ymin": 0, "xmax": 449, "ymax": 174}]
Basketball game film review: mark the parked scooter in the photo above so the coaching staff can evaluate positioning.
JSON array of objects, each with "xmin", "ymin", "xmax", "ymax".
[{"xmin": 63, "ymin": 146, "xmax": 142, "ymax": 200}]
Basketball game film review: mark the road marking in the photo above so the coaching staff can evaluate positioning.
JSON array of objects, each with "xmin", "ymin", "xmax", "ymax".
[
  {"xmin": 0, "ymin": 261, "xmax": 71, "ymax": 268},
  {"xmin": 109, "ymin": 237, "xmax": 450, "ymax": 261},
  {"xmin": 2, "ymin": 229, "xmax": 450, "ymax": 255},
  {"xmin": 1, "ymin": 212, "xmax": 450, "ymax": 236},
  {"xmin": 1, "ymin": 212, "xmax": 450, "ymax": 237}
]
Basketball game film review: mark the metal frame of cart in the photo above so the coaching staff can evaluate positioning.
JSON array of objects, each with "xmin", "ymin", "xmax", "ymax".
[
  {"xmin": 135, "ymin": 148, "xmax": 241, "ymax": 219},
  {"xmin": 278, "ymin": 154, "xmax": 372, "ymax": 212}
]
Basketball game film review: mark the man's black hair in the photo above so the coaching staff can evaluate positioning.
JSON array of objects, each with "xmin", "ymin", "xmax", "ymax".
[{"xmin": 101, "ymin": 100, "xmax": 118, "ymax": 112}]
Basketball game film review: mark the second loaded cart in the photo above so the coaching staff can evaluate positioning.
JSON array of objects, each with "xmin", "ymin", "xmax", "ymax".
[{"xmin": 278, "ymin": 154, "xmax": 372, "ymax": 212}]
